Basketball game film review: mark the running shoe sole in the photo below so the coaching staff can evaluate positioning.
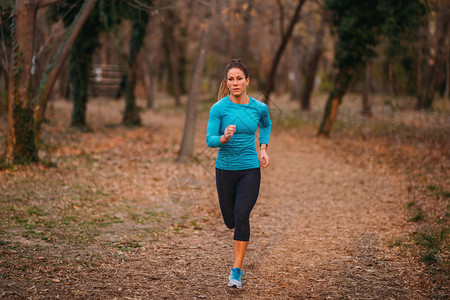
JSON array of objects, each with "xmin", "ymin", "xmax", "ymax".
[{"xmin": 228, "ymin": 277, "xmax": 242, "ymax": 289}]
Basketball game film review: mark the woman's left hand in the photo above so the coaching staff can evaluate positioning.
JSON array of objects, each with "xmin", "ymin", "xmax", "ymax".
[{"xmin": 259, "ymin": 149, "xmax": 270, "ymax": 168}]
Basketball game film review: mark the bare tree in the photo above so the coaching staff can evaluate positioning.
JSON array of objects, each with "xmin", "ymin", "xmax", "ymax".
[
  {"xmin": 33, "ymin": 0, "xmax": 98, "ymax": 140},
  {"xmin": 361, "ymin": 60, "xmax": 373, "ymax": 117},
  {"xmin": 263, "ymin": 0, "xmax": 306, "ymax": 103},
  {"xmin": 290, "ymin": 35, "xmax": 303, "ymax": 101},
  {"xmin": 445, "ymin": 37, "xmax": 450, "ymax": 100},
  {"xmin": 6, "ymin": 0, "xmax": 60, "ymax": 164},
  {"xmin": 416, "ymin": 27, "xmax": 425, "ymax": 105},
  {"xmin": 142, "ymin": 51, "xmax": 156, "ymax": 109},
  {"xmin": 123, "ymin": 10, "xmax": 150, "ymax": 126},
  {"xmin": 178, "ymin": 28, "xmax": 209, "ymax": 162},
  {"xmin": 178, "ymin": 1, "xmax": 214, "ymax": 162},
  {"xmin": 300, "ymin": 13, "xmax": 325, "ymax": 110},
  {"xmin": 161, "ymin": 10, "xmax": 182, "ymax": 107},
  {"xmin": 417, "ymin": 2, "xmax": 450, "ymax": 109}
]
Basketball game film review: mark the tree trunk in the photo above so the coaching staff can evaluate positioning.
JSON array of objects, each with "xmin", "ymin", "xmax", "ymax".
[
  {"xmin": 361, "ymin": 60, "xmax": 373, "ymax": 116},
  {"xmin": 0, "ymin": 29, "xmax": 11, "ymax": 95},
  {"xmin": 161, "ymin": 11, "xmax": 181, "ymax": 107},
  {"xmin": 34, "ymin": 0, "xmax": 98, "ymax": 137},
  {"xmin": 317, "ymin": 69, "xmax": 352, "ymax": 136},
  {"xmin": 320, "ymin": 96, "xmax": 340, "ymax": 136},
  {"xmin": 123, "ymin": 59, "xmax": 141, "ymax": 125},
  {"xmin": 70, "ymin": 7, "xmax": 101, "ymax": 128},
  {"xmin": 291, "ymin": 36, "xmax": 302, "ymax": 101},
  {"xmin": 418, "ymin": 11, "xmax": 450, "ymax": 109},
  {"xmin": 178, "ymin": 26, "xmax": 188, "ymax": 95},
  {"xmin": 276, "ymin": 0, "xmax": 285, "ymax": 37},
  {"xmin": 445, "ymin": 37, "xmax": 450, "ymax": 100},
  {"xmin": 142, "ymin": 52, "xmax": 155, "ymax": 109},
  {"xmin": 58, "ymin": 61, "xmax": 69, "ymax": 100},
  {"xmin": 0, "ymin": 66, "xmax": 9, "ymax": 113},
  {"xmin": 6, "ymin": 0, "xmax": 40, "ymax": 164},
  {"xmin": 416, "ymin": 38, "xmax": 424, "ymax": 107},
  {"xmin": 70, "ymin": 58, "xmax": 90, "ymax": 127},
  {"xmin": 178, "ymin": 29, "xmax": 209, "ymax": 162},
  {"xmin": 300, "ymin": 15, "xmax": 325, "ymax": 110},
  {"xmin": 122, "ymin": 11, "xmax": 149, "ymax": 126},
  {"xmin": 388, "ymin": 58, "xmax": 396, "ymax": 96},
  {"xmin": 263, "ymin": 0, "xmax": 306, "ymax": 103},
  {"xmin": 240, "ymin": 0, "xmax": 254, "ymax": 68},
  {"xmin": 1, "ymin": 67, "xmax": 9, "ymax": 92}
]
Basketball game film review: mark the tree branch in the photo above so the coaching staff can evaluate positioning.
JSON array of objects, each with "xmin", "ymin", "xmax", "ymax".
[
  {"xmin": 263, "ymin": 0, "xmax": 306, "ymax": 103},
  {"xmin": 276, "ymin": 0, "xmax": 285, "ymax": 37},
  {"xmin": 0, "ymin": 16, "xmax": 10, "ymax": 71},
  {"xmin": 34, "ymin": 0, "xmax": 99, "ymax": 137}
]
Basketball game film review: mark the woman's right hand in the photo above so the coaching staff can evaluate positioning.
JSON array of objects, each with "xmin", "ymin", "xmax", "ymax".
[{"xmin": 220, "ymin": 125, "xmax": 236, "ymax": 144}]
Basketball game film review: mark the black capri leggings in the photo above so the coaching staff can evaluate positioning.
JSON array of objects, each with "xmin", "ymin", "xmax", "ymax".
[{"xmin": 215, "ymin": 167, "xmax": 261, "ymax": 241}]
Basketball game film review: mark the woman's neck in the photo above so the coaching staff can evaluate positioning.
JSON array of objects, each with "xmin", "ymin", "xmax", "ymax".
[{"xmin": 229, "ymin": 93, "xmax": 249, "ymax": 104}]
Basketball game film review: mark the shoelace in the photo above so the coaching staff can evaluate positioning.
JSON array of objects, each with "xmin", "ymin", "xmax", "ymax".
[{"xmin": 232, "ymin": 268, "xmax": 243, "ymax": 280}]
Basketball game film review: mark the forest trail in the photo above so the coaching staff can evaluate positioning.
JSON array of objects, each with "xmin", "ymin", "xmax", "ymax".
[
  {"xmin": 121, "ymin": 123, "xmax": 427, "ymax": 299},
  {"xmin": 0, "ymin": 99, "xmax": 434, "ymax": 299}
]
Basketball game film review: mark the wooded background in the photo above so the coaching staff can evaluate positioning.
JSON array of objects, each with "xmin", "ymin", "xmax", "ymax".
[
  {"xmin": 0, "ymin": 2, "xmax": 449, "ymax": 296},
  {"xmin": 0, "ymin": 0, "xmax": 449, "ymax": 164}
]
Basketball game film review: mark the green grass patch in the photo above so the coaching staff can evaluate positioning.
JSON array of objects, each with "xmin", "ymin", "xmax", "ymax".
[
  {"xmin": 408, "ymin": 209, "xmax": 426, "ymax": 222},
  {"xmin": 406, "ymin": 201, "xmax": 415, "ymax": 209},
  {"xmin": 388, "ymin": 237, "xmax": 407, "ymax": 248},
  {"xmin": 82, "ymin": 215, "xmax": 123, "ymax": 227},
  {"xmin": 0, "ymin": 155, "xmax": 14, "ymax": 171},
  {"xmin": 414, "ymin": 228, "xmax": 448, "ymax": 264},
  {"xmin": 62, "ymin": 215, "xmax": 77, "ymax": 223},
  {"xmin": 26, "ymin": 206, "xmax": 47, "ymax": 217},
  {"xmin": 114, "ymin": 240, "xmax": 142, "ymax": 252},
  {"xmin": 0, "ymin": 240, "xmax": 11, "ymax": 246},
  {"xmin": 427, "ymin": 185, "xmax": 450, "ymax": 199},
  {"xmin": 13, "ymin": 215, "xmax": 29, "ymax": 225},
  {"xmin": 129, "ymin": 213, "xmax": 145, "ymax": 224},
  {"xmin": 21, "ymin": 230, "xmax": 51, "ymax": 242},
  {"xmin": 145, "ymin": 210, "xmax": 170, "ymax": 218},
  {"xmin": 40, "ymin": 157, "xmax": 57, "ymax": 168}
]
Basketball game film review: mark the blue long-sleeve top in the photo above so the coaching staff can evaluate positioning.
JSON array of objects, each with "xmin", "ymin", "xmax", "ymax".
[{"xmin": 206, "ymin": 96, "xmax": 272, "ymax": 170}]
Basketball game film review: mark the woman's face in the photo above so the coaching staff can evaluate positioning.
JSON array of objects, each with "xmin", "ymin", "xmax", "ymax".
[{"xmin": 227, "ymin": 68, "xmax": 249, "ymax": 98}]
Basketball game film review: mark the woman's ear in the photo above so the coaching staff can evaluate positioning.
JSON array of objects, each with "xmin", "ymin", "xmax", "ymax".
[{"xmin": 246, "ymin": 77, "xmax": 250, "ymax": 86}]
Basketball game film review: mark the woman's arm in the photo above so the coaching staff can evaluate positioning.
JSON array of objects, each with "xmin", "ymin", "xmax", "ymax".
[
  {"xmin": 206, "ymin": 104, "xmax": 236, "ymax": 147},
  {"xmin": 259, "ymin": 104, "xmax": 272, "ymax": 147},
  {"xmin": 259, "ymin": 104, "xmax": 271, "ymax": 168},
  {"xmin": 206, "ymin": 105, "xmax": 223, "ymax": 148}
]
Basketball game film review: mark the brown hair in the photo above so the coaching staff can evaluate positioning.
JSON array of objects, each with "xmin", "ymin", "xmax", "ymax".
[{"xmin": 217, "ymin": 59, "xmax": 250, "ymax": 100}]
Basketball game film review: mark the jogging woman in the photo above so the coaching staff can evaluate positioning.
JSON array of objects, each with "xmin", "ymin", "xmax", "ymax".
[{"xmin": 206, "ymin": 59, "xmax": 272, "ymax": 288}]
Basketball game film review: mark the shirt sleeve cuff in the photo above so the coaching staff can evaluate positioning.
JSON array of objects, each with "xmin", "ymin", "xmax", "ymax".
[{"xmin": 207, "ymin": 136, "xmax": 222, "ymax": 148}]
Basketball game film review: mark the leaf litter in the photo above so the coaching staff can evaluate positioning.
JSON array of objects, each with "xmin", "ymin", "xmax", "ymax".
[{"xmin": 0, "ymin": 95, "xmax": 448, "ymax": 299}]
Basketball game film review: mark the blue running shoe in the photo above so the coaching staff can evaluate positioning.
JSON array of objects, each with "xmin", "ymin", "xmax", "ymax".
[{"xmin": 227, "ymin": 267, "xmax": 243, "ymax": 288}]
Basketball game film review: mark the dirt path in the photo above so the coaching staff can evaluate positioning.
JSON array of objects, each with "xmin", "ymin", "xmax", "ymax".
[
  {"xmin": 65, "ymin": 131, "xmax": 425, "ymax": 299},
  {"xmin": 125, "ymin": 129, "xmax": 426, "ymax": 299},
  {"xmin": 1, "ymin": 99, "xmax": 433, "ymax": 299},
  {"xmin": 247, "ymin": 134, "xmax": 426, "ymax": 299}
]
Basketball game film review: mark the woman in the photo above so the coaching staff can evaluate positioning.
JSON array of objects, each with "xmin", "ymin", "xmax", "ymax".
[{"xmin": 206, "ymin": 59, "xmax": 272, "ymax": 288}]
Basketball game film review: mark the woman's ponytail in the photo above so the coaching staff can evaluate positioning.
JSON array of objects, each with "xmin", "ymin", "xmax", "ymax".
[{"xmin": 217, "ymin": 78, "xmax": 229, "ymax": 100}]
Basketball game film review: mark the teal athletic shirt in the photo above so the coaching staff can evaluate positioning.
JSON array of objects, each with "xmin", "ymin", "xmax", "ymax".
[{"xmin": 206, "ymin": 95, "xmax": 272, "ymax": 170}]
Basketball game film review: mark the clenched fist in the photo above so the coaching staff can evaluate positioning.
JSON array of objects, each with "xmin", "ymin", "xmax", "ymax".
[{"xmin": 220, "ymin": 125, "xmax": 236, "ymax": 144}]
